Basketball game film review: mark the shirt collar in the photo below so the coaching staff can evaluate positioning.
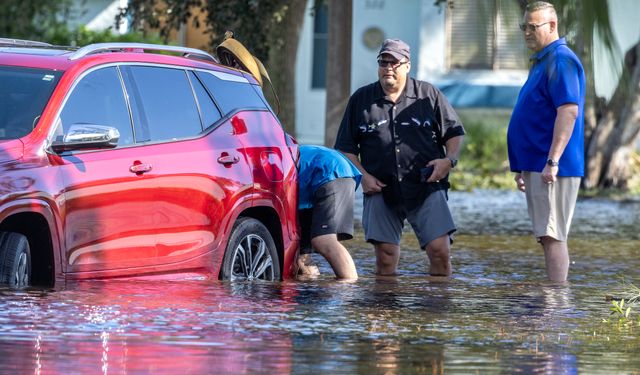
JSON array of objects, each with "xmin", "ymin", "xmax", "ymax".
[
  {"xmin": 374, "ymin": 77, "xmax": 418, "ymax": 102},
  {"xmin": 530, "ymin": 37, "xmax": 566, "ymax": 62}
]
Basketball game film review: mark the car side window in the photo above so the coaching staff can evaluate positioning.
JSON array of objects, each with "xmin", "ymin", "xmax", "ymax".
[
  {"xmin": 121, "ymin": 66, "xmax": 202, "ymax": 143},
  {"xmin": 195, "ymin": 71, "xmax": 266, "ymax": 114},
  {"xmin": 59, "ymin": 67, "xmax": 134, "ymax": 146},
  {"xmin": 188, "ymin": 71, "xmax": 222, "ymax": 129}
]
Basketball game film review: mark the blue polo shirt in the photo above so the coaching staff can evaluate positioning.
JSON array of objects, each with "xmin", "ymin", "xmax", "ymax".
[
  {"xmin": 507, "ymin": 37, "xmax": 585, "ymax": 176},
  {"xmin": 297, "ymin": 145, "xmax": 362, "ymax": 209}
]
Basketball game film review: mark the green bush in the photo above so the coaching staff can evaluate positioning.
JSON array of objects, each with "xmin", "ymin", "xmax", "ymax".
[
  {"xmin": 45, "ymin": 26, "xmax": 164, "ymax": 47},
  {"xmin": 450, "ymin": 109, "xmax": 514, "ymax": 190}
]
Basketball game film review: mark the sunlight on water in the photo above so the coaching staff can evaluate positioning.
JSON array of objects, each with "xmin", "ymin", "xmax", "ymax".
[{"xmin": 0, "ymin": 190, "xmax": 639, "ymax": 374}]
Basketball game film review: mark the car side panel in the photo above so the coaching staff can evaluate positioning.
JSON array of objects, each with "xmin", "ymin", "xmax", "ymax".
[
  {"xmin": 141, "ymin": 120, "xmax": 253, "ymax": 268},
  {"xmin": 233, "ymin": 111, "xmax": 300, "ymax": 278},
  {"xmin": 58, "ymin": 147, "xmax": 159, "ymax": 271}
]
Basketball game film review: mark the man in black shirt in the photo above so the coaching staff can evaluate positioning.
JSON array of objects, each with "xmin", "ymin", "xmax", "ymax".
[{"xmin": 335, "ymin": 39, "xmax": 465, "ymax": 276}]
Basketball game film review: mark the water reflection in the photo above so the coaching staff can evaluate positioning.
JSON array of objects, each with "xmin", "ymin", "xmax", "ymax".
[{"xmin": 1, "ymin": 190, "xmax": 639, "ymax": 373}]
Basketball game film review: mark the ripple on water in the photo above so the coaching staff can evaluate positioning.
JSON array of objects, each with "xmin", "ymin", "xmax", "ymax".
[{"xmin": 0, "ymin": 191, "xmax": 639, "ymax": 373}]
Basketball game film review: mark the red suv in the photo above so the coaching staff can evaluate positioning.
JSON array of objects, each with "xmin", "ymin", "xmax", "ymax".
[{"xmin": 0, "ymin": 38, "xmax": 300, "ymax": 288}]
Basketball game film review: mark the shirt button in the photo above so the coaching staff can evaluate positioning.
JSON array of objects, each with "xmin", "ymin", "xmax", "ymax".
[
  {"xmin": 397, "ymin": 164, "xmax": 401, "ymax": 168},
  {"xmin": 396, "ymin": 148, "xmax": 400, "ymax": 153},
  {"xmin": 399, "ymin": 177, "xmax": 403, "ymax": 182}
]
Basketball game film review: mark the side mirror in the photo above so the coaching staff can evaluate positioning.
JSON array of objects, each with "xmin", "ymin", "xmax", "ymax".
[{"xmin": 51, "ymin": 124, "xmax": 120, "ymax": 153}]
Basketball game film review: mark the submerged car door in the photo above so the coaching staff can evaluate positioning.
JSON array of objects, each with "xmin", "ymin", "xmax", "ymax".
[
  {"xmin": 56, "ymin": 66, "xmax": 159, "ymax": 273},
  {"xmin": 120, "ymin": 65, "xmax": 253, "ymax": 266}
]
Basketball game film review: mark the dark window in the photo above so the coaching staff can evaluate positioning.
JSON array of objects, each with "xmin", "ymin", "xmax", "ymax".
[
  {"xmin": 188, "ymin": 71, "xmax": 222, "ymax": 129},
  {"xmin": 312, "ymin": 2, "xmax": 328, "ymax": 88},
  {"xmin": 196, "ymin": 71, "xmax": 266, "ymax": 114},
  {"xmin": 59, "ymin": 67, "xmax": 133, "ymax": 146},
  {"xmin": 447, "ymin": 0, "xmax": 527, "ymax": 70},
  {"xmin": 121, "ymin": 66, "xmax": 202, "ymax": 143},
  {"xmin": 0, "ymin": 66, "xmax": 62, "ymax": 140}
]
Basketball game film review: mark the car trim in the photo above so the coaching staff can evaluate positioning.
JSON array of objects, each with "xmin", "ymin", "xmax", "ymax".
[{"xmin": 68, "ymin": 42, "xmax": 217, "ymax": 63}]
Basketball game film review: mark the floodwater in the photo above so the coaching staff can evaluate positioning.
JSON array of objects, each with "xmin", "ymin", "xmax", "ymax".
[{"xmin": 1, "ymin": 189, "xmax": 639, "ymax": 374}]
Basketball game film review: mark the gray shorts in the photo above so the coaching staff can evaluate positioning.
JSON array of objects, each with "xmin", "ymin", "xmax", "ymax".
[
  {"xmin": 362, "ymin": 190, "xmax": 456, "ymax": 248},
  {"xmin": 300, "ymin": 178, "xmax": 356, "ymax": 254}
]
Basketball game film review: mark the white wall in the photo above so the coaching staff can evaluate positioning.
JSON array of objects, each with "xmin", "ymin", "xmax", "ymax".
[
  {"xmin": 71, "ymin": 0, "xmax": 128, "ymax": 33},
  {"xmin": 294, "ymin": 0, "xmax": 326, "ymax": 145},
  {"xmin": 351, "ymin": 0, "xmax": 422, "ymax": 90}
]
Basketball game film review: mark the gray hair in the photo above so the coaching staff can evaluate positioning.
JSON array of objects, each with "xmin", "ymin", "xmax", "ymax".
[{"xmin": 526, "ymin": 1, "xmax": 557, "ymax": 19}]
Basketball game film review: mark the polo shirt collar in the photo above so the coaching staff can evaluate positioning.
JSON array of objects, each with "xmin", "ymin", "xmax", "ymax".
[
  {"xmin": 375, "ymin": 77, "xmax": 418, "ymax": 101},
  {"xmin": 530, "ymin": 37, "xmax": 567, "ymax": 62}
]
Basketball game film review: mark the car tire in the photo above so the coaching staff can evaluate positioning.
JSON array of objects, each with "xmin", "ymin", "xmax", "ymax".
[
  {"xmin": 0, "ymin": 232, "xmax": 31, "ymax": 288},
  {"xmin": 220, "ymin": 217, "xmax": 280, "ymax": 281}
]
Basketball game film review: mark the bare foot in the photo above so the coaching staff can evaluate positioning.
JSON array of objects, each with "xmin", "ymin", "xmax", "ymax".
[{"xmin": 297, "ymin": 254, "xmax": 320, "ymax": 277}]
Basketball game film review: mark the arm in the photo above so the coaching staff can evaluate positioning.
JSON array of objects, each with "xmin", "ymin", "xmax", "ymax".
[
  {"xmin": 339, "ymin": 151, "xmax": 387, "ymax": 194},
  {"xmin": 427, "ymin": 134, "xmax": 464, "ymax": 182},
  {"xmin": 541, "ymin": 103, "xmax": 578, "ymax": 183}
]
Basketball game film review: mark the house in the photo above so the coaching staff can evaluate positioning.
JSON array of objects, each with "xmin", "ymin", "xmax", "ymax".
[
  {"xmin": 295, "ymin": 0, "xmax": 640, "ymax": 145},
  {"xmin": 295, "ymin": 0, "xmax": 530, "ymax": 144}
]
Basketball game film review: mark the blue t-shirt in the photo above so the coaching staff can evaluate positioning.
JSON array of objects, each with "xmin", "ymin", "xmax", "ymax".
[
  {"xmin": 507, "ymin": 38, "xmax": 585, "ymax": 176},
  {"xmin": 298, "ymin": 145, "xmax": 362, "ymax": 209}
]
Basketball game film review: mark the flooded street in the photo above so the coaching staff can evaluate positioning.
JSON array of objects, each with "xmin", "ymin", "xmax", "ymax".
[{"xmin": 1, "ymin": 189, "xmax": 639, "ymax": 374}]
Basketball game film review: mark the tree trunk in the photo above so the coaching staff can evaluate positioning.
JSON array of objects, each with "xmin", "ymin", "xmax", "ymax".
[
  {"xmin": 266, "ymin": 2, "xmax": 307, "ymax": 136},
  {"xmin": 584, "ymin": 43, "xmax": 640, "ymax": 189},
  {"xmin": 324, "ymin": 0, "xmax": 352, "ymax": 147}
]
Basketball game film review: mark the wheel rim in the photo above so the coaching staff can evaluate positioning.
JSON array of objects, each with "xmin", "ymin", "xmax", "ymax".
[
  {"xmin": 14, "ymin": 251, "xmax": 29, "ymax": 287},
  {"xmin": 230, "ymin": 234, "xmax": 274, "ymax": 281}
]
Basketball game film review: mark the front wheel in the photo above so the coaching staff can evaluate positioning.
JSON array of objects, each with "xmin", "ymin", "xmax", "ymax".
[
  {"xmin": 220, "ymin": 217, "xmax": 280, "ymax": 281},
  {"xmin": 0, "ymin": 232, "xmax": 31, "ymax": 288}
]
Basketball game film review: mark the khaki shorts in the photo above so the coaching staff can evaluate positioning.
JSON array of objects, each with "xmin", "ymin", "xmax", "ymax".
[{"xmin": 522, "ymin": 172, "xmax": 580, "ymax": 241}]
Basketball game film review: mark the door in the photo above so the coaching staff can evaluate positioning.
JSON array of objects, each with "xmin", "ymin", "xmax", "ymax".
[{"xmin": 56, "ymin": 66, "xmax": 159, "ymax": 272}]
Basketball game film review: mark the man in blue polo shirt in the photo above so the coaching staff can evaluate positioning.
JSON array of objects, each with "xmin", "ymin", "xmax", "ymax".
[
  {"xmin": 297, "ymin": 145, "xmax": 361, "ymax": 280},
  {"xmin": 507, "ymin": 1, "xmax": 585, "ymax": 282}
]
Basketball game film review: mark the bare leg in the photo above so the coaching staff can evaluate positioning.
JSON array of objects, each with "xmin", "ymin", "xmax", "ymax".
[
  {"xmin": 311, "ymin": 234, "xmax": 357, "ymax": 280},
  {"xmin": 374, "ymin": 242, "xmax": 400, "ymax": 276},
  {"xmin": 425, "ymin": 235, "xmax": 451, "ymax": 276},
  {"xmin": 540, "ymin": 236, "xmax": 569, "ymax": 282}
]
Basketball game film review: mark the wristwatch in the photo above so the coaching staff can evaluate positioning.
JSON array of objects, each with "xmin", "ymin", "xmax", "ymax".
[
  {"xmin": 546, "ymin": 158, "xmax": 559, "ymax": 167},
  {"xmin": 447, "ymin": 157, "xmax": 458, "ymax": 168}
]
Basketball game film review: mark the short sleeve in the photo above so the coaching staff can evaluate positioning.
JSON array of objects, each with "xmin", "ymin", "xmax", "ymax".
[
  {"xmin": 547, "ymin": 52, "xmax": 581, "ymax": 108},
  {"xmin": 434, "ymin": 88, "xmax": 465, "ymax": 142},
  {"xmin": 333, "ymin": 93, "xmax": 361, "ymax": 155}
]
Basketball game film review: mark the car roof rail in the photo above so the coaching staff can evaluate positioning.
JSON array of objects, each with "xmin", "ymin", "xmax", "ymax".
[
  {"xmin": 68, "ymin": 42, "xmax": 217, "ymax": 62},
  {"xmin": 0, "ymin": 38, "xmax": 52, "ymax": 47}
]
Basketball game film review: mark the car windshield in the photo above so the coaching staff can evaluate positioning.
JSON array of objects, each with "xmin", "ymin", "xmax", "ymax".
[{"xmin": 0, "ymin": 66, "xmax": 62, "ymax": 140}]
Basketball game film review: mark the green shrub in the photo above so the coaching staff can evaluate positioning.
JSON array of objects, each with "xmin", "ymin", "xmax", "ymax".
[
  {"xmin": 45, "ymin": 26, "xmax": 164, "ymax": 47},
  {"xmin": 451, "ymin": 109, "xmax": 514, "ymax": 190}
]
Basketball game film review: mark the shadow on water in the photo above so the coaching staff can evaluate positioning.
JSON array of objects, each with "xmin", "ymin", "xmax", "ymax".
[{"xmin": 0, "ymin": 190, "xmax": 639, "ymax": 373}]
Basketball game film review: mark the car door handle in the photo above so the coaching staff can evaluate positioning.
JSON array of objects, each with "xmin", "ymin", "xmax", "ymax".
[
  {"xmin": 129, "ymin": 162, "xmax": 153, "ymax": 175},
  {"xmin": 217, "ymin": 154, "xmax": 239, "ymax": 166}
]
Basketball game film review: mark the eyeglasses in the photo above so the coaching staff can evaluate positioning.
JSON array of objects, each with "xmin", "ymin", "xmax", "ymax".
[
  {"xmin": 377, "ymin": 59, "xmax": 407, "ymax": 69},
  {"xmin": 519, "ymin": 21, "xmax": 551, "ymax": 32}
]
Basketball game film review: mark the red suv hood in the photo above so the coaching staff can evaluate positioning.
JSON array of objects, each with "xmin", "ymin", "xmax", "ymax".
[{"xmin": 0, "ymin": 140, "xmax": 24, "ymax": 162}]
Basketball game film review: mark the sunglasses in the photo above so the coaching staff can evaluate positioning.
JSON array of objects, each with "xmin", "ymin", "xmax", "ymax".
[
  {"xmin": 519, "ymin": 21, "xmax": 551, "ymax": 32},
  {"xmin": 377, "ymin": 59, "xmax": 408, "ymax": 69}
]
